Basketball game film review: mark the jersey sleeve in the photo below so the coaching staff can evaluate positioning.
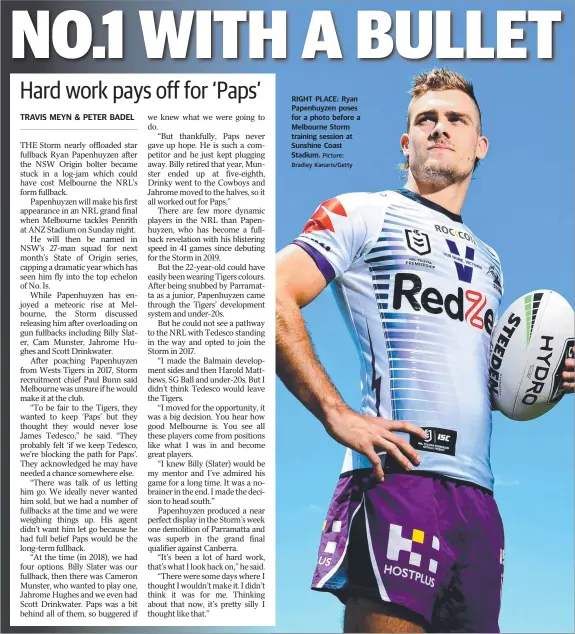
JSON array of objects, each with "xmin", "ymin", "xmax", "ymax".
[{"xmin": 292, "ymin": 193, "xmax": 378, "ymax": 284}]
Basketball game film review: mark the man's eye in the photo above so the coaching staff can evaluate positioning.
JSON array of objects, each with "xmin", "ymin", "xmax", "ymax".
[
  {"xmin": 418, "ymin": 116, "xmax": 433, "ymax": 124},
  {"xmin": 450, "ymin": 116, "xmax": 465, "ymax": 123}
]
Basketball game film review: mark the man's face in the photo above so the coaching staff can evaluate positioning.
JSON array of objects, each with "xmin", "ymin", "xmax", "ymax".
[{"xmin": 401, "ymin": 89, "xmax": 488, "ymax": 186}]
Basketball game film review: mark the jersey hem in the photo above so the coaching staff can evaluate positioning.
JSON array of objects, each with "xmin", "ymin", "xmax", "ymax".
[{"xmin": 339, "ymin": 466, "xmax": 494, "ymax": 496}]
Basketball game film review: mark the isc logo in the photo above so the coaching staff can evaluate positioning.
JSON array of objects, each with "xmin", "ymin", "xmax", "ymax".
[{"xmin": 437, "ymin": 433, "xmax": 450, "ymax": 441}]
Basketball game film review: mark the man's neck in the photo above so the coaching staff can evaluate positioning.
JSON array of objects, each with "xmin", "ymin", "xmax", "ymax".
[{"xmin": 403, "ymin": 175, "xmax": 471, "ymax": 216}]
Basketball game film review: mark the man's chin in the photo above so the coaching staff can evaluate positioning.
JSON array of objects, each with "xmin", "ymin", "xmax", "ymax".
[{"xmin": 414, "ymin": 162, "xmax": 471, "ymax": 186}]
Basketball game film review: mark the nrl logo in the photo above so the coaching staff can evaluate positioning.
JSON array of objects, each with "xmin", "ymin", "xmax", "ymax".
[{"xmin": 405, "ymin": 229, "xmax": 431, "ymax": 256}]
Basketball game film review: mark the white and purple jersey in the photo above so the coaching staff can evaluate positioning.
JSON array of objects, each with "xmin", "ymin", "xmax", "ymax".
[{"xmin": 294, "ymin": 189, "xmax": 504, "ymax": 490}]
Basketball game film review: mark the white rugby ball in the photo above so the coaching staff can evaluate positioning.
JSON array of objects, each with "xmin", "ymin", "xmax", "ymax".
[{"xmin": 490, "ymin": 290, "xmax": 574, "ymax": 421}]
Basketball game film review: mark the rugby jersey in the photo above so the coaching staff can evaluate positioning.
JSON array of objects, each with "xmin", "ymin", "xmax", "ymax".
[{"xmin": 294, "ymin": 189, "xmax": 504, "ymax": 490}]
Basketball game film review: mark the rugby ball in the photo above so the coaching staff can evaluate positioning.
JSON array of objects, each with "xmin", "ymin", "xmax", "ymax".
[{"xmin": 490, "ymin": 290, "xmax": 574, "ymax": 421}]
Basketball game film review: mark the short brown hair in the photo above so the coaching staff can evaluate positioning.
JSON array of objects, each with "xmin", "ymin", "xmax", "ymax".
[{"xmin": 400, "ymin": 68, "xmax": 483, "ymax": 174}]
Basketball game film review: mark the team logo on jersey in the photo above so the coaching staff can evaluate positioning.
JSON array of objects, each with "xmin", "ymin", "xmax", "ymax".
[
  {"xmin": 487, "ymin": 265, "xmax": 503, "ymax": 293},
  {"xmin": 444, "ymin": 239, "xmax": 477, "ymax": 283},
  {"xmin": 303, "ymin": 198, "xmax": 347, "ymax": 234},
  {"xmin": 405, "ymin": 229, "xmax": 431, "ymax": 256},
  {"xmin": 383, "ymin": 524, "xmax": 440, "ymax": 588}
]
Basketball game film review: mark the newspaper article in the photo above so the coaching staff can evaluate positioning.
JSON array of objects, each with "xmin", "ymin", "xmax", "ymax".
[
  {"xmin": 11, "ymin": 74, "xmax": 275, "ymax": 626},
  {"xmin": 3, "ymin": 4, "xmax": 574, "ymax": 634}
]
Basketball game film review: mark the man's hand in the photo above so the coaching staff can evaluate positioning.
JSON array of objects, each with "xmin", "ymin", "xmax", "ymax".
[
  {"xmin": 563, "ymin": 357, "xmax": 574, "ymax": 392},
  {"xmin": 324, "ymin": 407, "xmax": 427, "ymax": 482}
]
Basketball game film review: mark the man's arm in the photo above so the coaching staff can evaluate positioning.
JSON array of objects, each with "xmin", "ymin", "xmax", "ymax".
[{"xmin": 276, "ymin": 244, "xmax": 426, "ymax": 482}]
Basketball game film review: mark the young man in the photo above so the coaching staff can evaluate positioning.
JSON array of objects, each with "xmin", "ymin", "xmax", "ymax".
[{"xmin": 276, "ymin": 69, "xmax": 574, "ymax": 633}]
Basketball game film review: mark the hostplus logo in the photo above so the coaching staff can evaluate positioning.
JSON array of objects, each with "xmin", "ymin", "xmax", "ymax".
[
  {"xmin": 384, "ymin": 524, "xmax": 440, "ymax": 588},
  {"xmin": 317, "ymin": 519, "xmax": 343, "ymax": 567}
]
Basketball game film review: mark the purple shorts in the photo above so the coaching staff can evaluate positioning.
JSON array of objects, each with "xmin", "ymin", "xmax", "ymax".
[{"xmin": 311, "ymin": 471, "xmax": 505, "ymax": 632}]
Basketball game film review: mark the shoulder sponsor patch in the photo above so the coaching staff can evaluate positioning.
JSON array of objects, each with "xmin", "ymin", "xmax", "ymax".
[{"xmin": 303, "ymin": 198, "xmax": 347, "ymax": 234}]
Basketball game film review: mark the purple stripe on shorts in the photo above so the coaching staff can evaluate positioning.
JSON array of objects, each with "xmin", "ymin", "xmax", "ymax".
[{"xmin": 293, "ymin": 239, "xmax": 336, "ymax": 284}]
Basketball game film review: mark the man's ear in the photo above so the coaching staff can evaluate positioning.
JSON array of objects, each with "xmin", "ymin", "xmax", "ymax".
[
  {"xmin": 476, "ymin": 135, "xmax": 489, "ymax": 160},
  {"xmin": 400, "ymin": 132, "xmax": 410, "ymax": 158}
]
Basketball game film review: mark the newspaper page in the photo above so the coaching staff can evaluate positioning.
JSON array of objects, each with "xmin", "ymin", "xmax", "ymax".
[{"xmin": 2, "ymin": 3, "xmax": 574, "ymax": 633}]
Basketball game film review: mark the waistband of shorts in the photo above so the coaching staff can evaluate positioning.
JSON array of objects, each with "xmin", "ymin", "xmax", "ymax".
[{"xmin": 340, "ymin": 465, "xmax": 494, "ymax": 496}]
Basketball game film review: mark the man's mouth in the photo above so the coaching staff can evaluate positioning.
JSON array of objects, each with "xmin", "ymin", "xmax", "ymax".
[{"xmin": 428, "ymin": 145, "xmax": 454, "ymax": 152}]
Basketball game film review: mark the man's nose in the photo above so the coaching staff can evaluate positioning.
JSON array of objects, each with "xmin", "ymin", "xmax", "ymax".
[{"xmin": 431, "ymin": 119, "xmax": 449, "ymax": 137}]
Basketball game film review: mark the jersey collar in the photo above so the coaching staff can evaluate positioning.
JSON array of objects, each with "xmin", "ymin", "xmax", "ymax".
[{"xmin": 395, "ymin": 188, "xmax": 463, "ymax": 224}]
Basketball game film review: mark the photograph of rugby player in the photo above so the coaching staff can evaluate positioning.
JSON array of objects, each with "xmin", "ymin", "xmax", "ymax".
[{"xmin": 276, "ymin": 69, "xmax": 574, "ymax": 633}]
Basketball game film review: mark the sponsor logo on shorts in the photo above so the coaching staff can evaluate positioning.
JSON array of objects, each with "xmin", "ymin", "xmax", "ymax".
[
  {"xmin": 384, "ymin": 524, "xmax": 440, "ymax": 588},
  {"xmin": 317, "ymin": 520, "xmax": 343, "ymax": 566}
]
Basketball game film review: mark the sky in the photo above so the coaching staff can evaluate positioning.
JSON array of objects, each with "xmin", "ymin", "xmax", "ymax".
[{"xmin": 271, "ymin": 2, "xmax": 574, "ymax": 633}]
